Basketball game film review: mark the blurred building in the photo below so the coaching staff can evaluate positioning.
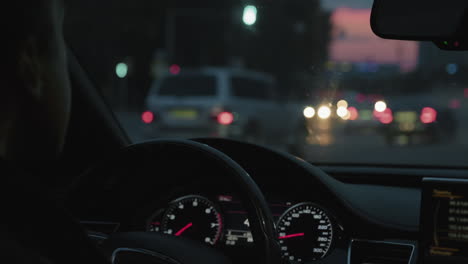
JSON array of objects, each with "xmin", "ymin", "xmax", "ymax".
[{"xmin": 329, "ymin": 8, "xmax": 419, "ymax": 73}]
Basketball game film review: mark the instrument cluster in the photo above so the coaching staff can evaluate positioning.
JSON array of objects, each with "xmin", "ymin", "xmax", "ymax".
[{"xmin": 146, "ymin": 194, "xmax": 343, "ymax": 263}]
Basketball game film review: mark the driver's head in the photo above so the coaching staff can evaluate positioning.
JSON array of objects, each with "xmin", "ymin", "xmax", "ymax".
[{"xmin": 1, "ymin": 0, "xmax": 71, "ymax": 161}]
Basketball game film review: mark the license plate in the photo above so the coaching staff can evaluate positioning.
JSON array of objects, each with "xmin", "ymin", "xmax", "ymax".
[
  {"xmin": 168, "ymin": 109, "xmax": 198, "ymax": 120},
  {"xmin": 395, "ymin": 111, "xmax": 417, "ymax": 123}
]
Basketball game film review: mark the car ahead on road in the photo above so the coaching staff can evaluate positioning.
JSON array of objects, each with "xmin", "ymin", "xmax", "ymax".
[
  {"xmin": 341, "ymin": 93, "xmax": 385, "ymax": 136},
  {"xmin": 144, "ymin": 67, "xmax": 306, "ymax": 150},
  {"xmin": 378, "ymin": 95, "xmax": 458, "ymax": 145},
  {"xmin": 301, "ymin": 100, "xmax": 347, "ymax": 146}
]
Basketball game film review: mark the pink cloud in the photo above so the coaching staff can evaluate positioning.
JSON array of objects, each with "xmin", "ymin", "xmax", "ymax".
[{"xmin": 330, "ymin": 8, "xmax": 419, "ymax": 72}]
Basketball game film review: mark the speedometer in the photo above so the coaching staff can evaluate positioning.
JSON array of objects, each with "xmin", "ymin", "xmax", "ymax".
[
  {"xmin": 277, "ymin": 203, "xmax": 334, "ymax": 263},
  {"xmin": 159, "ymin": 195, "xmax": 223, "ymax": 245}
]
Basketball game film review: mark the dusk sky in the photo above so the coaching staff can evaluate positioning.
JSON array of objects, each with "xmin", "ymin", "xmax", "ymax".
[{"xmin": 326, "ymin": 5, "xmax": 419, "ymax": 72}]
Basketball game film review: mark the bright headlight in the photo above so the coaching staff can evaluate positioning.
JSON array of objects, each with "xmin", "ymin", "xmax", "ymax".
[
  {"xmin": 303, "ymin": 107, "xmax": 316, "ymax": 119},
  {"xmin": 318, "ymin": 106, "xmax": 332, "ymax": 119},
  {"xmin": 337, "ymin": 106, "xmax": 348, "ymax": 118}
]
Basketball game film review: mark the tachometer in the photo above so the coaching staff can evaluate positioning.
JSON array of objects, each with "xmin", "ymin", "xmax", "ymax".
[
  {"xmin": 158, "ymin": 195, "xmax": 223, "ymax": 245},
  {"xmin": 277, "ymin": 203, "xmax": 334, "ymax": 262}
]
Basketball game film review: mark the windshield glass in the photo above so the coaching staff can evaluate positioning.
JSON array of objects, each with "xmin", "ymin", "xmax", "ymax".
[{"xmin": 66, "ymin": 0, "xmax": 468, "ymax": 167}]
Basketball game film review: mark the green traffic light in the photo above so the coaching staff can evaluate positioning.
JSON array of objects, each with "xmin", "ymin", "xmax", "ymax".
[
  {"xmin": 243, "ymin": 5, "xmax": 257, "ymax": 26},
  {"xmin": 116, "ymin": 62, "xmax": 128, "ymax": 78}
]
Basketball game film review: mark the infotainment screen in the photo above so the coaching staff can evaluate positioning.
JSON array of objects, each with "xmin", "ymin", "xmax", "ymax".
[{"xmin": 421, "ymin": 178, "xmax": 468, "ymax": 263}]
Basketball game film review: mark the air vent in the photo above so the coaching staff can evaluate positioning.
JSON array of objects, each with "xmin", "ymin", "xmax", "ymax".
[{"xmin": 349, "ymin": 240, "xmax": 414, "ymax": 264}]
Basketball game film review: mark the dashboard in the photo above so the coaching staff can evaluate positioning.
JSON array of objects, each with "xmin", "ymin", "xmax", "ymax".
[
  {"xmin": 144, "ymin": 194, "xmax": 342, "ymax": 262},
  {"xmin": 67, "ymin": 138, "xmax": 468, "ymax": 264}
]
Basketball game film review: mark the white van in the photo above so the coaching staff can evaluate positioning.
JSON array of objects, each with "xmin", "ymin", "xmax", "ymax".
[{"xmin": 144, "ymin": 67, "xmax": 304, "ymax": 147}]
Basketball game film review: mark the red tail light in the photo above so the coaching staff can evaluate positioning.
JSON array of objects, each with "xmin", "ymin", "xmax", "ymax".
[
  {"xmin": 348, "ymin": 107, "xmax": 359, "ymax": 120},
  {"xmin": 217, "ymin": 112, "xmax": 234, "ymax": 125},
  {"xmin": 142, "ymin": 111, "xmax": 154, "ymax": 124},
  {"xmin": 169, "ymin": 64, "xmax": 181, "ymax": 75},
  {"xmin": 378, "ymin": 108, "xmax": 393, "ymax": 124},
  {"xmin": 420, "ymin": 107, "xmax": 437, "ymax": 124}
]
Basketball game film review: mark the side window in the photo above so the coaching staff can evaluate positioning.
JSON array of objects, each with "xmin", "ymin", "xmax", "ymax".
[{"xmin": 231, "ymin": 77, "xmax": 272, "ymax": 100}]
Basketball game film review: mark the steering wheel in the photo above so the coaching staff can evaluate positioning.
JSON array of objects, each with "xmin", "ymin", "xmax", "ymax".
[{"xmin": 68, "ymin": 139, "xmax": 282, "ymax": 264}]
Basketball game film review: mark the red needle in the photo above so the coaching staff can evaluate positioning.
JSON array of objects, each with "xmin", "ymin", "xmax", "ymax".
[
  {"xmin": 175, "ymin": 223, "xmax": 193, "ymax": 236},
  {"xmin": 278, "ymin": 233, "xmax": 305, "ymax": 239}
]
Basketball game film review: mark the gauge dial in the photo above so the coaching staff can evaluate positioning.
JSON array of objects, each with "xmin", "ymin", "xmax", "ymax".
[
  {"xmin": 159, "ymin": 195, "xmax": 223, "ymax": 245},
  {"xmin": 277, "ymin": 203, "xmax": 334, "ymax": 263}
]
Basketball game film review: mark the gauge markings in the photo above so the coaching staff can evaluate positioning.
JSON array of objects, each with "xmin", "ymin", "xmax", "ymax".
[{"xmin": 277, "ymin": 203, "xmax": 334, "ymax": 262}]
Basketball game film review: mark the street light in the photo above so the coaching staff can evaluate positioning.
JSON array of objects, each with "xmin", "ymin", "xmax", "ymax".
[{"xmin": 243, "ymin": 5, "xmax": 257, "ymax": 26}]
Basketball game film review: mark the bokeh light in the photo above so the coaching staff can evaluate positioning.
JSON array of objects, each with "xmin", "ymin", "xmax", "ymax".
[
  {"xmin": 318, "ymin": 106, "xmax": 332, "ymax": 119},
  {"xmin": 243, "ymin": 5, "xmax": 257, "ymax": 26},
  {"xmin": 337, "ymin": 100, "xmax": 348, "ymax": 108},
  {"xmin": 142, "ymin": 111, "xmax": 154, "ymax": 124},
  {"xmin": 348, "ymin": 107, "xmax": 359, "ymax": 121},
  {"xmin": 116, "ymin": 62, "xmax": 128, "ymax": 78},
  {"xmin": 374, "ymin": 101, "xmax": 387, "ymax": 113},
  {"xmin": 337, "ymin": 106, "xmax": 348, "ymax": 118},
  {"xmin": 303, "ymin": 107, "xmax": 316, "ymax": 119}
]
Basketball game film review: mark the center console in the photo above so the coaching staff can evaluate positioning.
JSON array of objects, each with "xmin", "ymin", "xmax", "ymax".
[{"xmin": 420, "ymin": 178, "xmax": 468, "ymax": 263}]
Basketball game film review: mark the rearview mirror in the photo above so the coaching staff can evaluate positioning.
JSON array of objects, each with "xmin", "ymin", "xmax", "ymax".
[{"xmin": 371, "ymin": 0, "xmax": 468, "ymax": 50}]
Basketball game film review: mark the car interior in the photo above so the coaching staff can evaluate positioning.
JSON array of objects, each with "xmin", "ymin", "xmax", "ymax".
[{"xmin": 6, "ymin": 0, "xmax": 468, "ymax": 264}]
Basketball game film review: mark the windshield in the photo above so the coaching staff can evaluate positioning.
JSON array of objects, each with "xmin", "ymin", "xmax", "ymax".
[{"xmin": 66, "ymin": 0, "xmax": 468, "ymax": 167}]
